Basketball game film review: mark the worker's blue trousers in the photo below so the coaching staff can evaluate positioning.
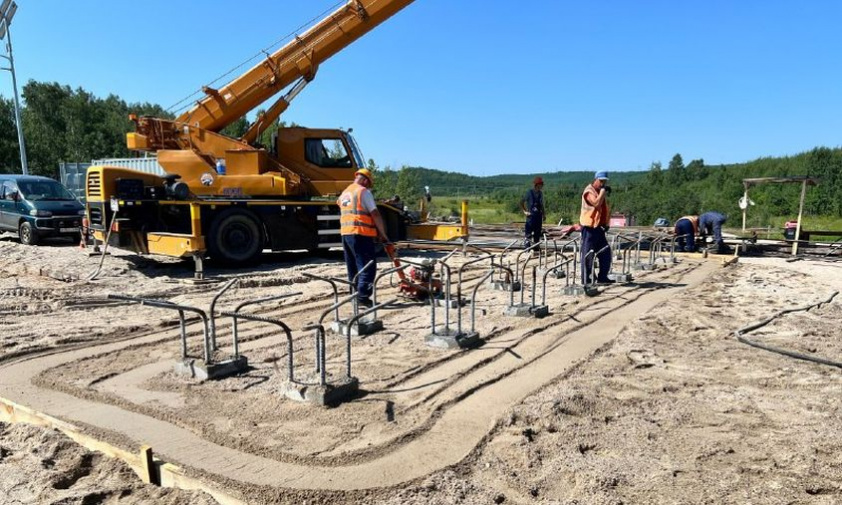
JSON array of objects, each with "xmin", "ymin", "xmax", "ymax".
[
  {"xmin": 342, "ymin": 234, "xmax": 376, "ymax": 302},
  {"xmin": 580, "ymin": 226, "xmax": 611, "ymax": 284},
  {"xmin": 675, "ymin": 219, "xmax": 697, "ymax": 252}
]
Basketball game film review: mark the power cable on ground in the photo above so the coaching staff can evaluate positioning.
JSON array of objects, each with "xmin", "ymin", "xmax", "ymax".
[{"xmin": 734, "ymin": 291, "xmax": 841, "ymax": 369}]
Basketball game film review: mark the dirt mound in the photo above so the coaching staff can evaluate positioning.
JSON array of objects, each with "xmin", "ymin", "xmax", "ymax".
[{"xmin": 0, "ymin": 422, "xmax": 218, "ymax": 504}]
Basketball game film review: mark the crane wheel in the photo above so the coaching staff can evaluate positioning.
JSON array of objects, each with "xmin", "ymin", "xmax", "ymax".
[{"xmin": 207, "ymin": 209, "xmax": 263, "ymax": 265}]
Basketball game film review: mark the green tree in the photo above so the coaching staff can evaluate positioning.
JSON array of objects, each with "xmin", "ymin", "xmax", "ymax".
[
  {"xmin": 395, "ymin": 165, "xmax": 423, "ymax": 209},
  {"xmin": 667, "ymin": 153, "xmax": 685, "ymax": 184}
]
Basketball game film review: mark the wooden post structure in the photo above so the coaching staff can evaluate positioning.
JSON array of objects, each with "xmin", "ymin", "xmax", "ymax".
[
  {"xmin": 742, "ymin": 188, "xmax": 749, "ymax": 232},
  {"xmin": 792, "ymin": 179, "xmax": 808, "ymax": 256}
]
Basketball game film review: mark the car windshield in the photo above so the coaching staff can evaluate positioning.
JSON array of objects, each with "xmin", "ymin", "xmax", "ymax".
[{"xmin": 17, "ymin": 180, "xmax": 76, "ymax": 201}]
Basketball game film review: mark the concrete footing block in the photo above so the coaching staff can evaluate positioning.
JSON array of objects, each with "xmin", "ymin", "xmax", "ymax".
[
  {"xmin": 504, "ymin": 303, "xmax": 534, "ymax": 317},
  {"xmin": 538, "ymin": 267, "xmax": 566, "ymax": 279},
  {"xmin": 634, "ymin": 263, "xmax": 657, "ymax": 271},
  {"xmin": 490, "ymin": 280, "xmax": 521, "ymax": 292},
  {"xmin": 280, "ymin": 375, "xmax": 359, "ymax": 406},
  {"xmin": 331, "ymin": 318, "xmax": 383, "ymax": 336},
  {"xmin": 425, "ymin": 330, "xmax": 481, "ymax": 349},
  {"xmin": 433, "ymin": 297, "xmax": 466, "ymax": 308},
  {"xmin": 609, "ymin": 272, "xmax": 633, "ymax": 283},
  {"xmin": 174, "ymin": 355, "xmax": 249, "ymax": 381},
  {"xmin": 531, "ymin": 305, "xmax": 550, "ymax": 318}
]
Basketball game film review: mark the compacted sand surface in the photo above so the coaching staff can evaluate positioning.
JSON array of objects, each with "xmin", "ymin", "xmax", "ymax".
[{"xmin": 1, "ymin": 236, "xmax": 840, "ymax": 504}]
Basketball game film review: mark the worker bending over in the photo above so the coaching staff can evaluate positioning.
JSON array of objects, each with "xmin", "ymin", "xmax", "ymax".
[
  {"xmin": 580, "ymin": 171, "xmax": 614, "ymax": 285},
  {"xmin": 338, "ymin": 168, "xmax": 390, "ymax": 308},
  {"xmin": 698, "ymin": 211, "xmax": 729, "ymax": 254},
  {"xmin": 674, "ymin": 215, "xmax": 699, "ymax": 252}
]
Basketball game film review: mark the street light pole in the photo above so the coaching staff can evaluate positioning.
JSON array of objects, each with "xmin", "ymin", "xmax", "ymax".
[{"xmin": 0, "ymin": 1, "xmax": 28, "ymax": 175}]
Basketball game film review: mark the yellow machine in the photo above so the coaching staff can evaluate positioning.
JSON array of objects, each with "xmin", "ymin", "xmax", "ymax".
[{"xmin": 86, "ymin": 0, "xmax": 466, "ymax": 265}]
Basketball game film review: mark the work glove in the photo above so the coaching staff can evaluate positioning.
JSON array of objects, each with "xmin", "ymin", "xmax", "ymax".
[
  {"xmin": 601, "ymin": 225, "xmax": 610, "ymax": 233},
  {"xmin": 603, "ymin": 186, "xmax": 612, "ymax": 196}
]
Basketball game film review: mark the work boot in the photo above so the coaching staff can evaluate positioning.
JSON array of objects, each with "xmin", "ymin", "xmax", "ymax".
[{"xmin": 358, "ymin": 298, "xmax": 374, "ymax": 309}]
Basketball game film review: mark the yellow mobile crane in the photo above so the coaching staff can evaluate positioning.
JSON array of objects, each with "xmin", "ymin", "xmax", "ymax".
[{"xmin": 86, "ymin": 0, "xmax": 466, "ymax": 266}]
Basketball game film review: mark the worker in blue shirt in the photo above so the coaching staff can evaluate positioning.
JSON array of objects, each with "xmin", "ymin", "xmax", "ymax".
[
  {"xmin": 698, "ymin": 211, "xmax": 729, "ymax": 253},
  {"xmin": 520, "ymin": 176, "xmax": 545, "ymax": 248}
]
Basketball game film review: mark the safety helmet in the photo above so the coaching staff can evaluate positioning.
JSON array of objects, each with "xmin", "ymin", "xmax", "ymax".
[
  {"xmin": 594, "ymin": 170, "xmax": 609, "ymax": 181},
  {"xmin": 355, "ymin": 168, "xmax": 374, "ymax": 182},
  {"xmin": 533, "ymin": 176, "xmax": 544, "ymax": 185},
  {"xmin": 354, "ymin": 168, "xmax": 374, "ymax": 183}
]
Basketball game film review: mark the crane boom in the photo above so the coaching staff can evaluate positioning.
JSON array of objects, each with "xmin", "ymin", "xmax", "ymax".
[{"xmin": 177, "ymin": 0, "xmax": 415, "ymax": 133}]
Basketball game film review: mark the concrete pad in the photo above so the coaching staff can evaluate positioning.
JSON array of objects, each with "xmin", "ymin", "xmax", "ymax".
[
  {"xmin": 279, "ymin": 376, "xmax": 360, "ymax": 406},
  {"xmin": 433, "ymin": 296, "xmax": 466, "ymax": 308},
  {"xmin": 331, "ymin": 318, "xmax": 384, "ymax": 336},
  {"xmin": 504, "ymin": 303, "xmax": 534, "ymax": 317},
  {"xmin": 490, "ymin": 280, "xmax": 521, "ymax": 292},
  {"xmin": 174, "ymin": 356, "xmax": 249, "ymax": 381},
  {"xmin": 425, "ymin": 330, "xmax": 481, "ymax": 350},
  {"xmin": 532, "ymin": 305, "xmax": 550, "ymax": 318},
  {"xmin": 609, "ymin": 272, "xmax": 633, "ymax": 283}
]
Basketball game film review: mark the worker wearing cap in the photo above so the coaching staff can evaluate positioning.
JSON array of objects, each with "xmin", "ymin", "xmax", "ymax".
[
  {"xmin": 520, "ymin": 176, "xmax": 546, "ymax": 248},
  {"xmin": 698, "ymin": 211, "xmax": 729, "ymax": 254},
  {"xmin": 338, "ymin": 168, "xmax": 390, "ymax": 308},
  {"xmin": 580, "ymin": 171, "xmax": 613, "ymax": 285},
  {"xmin": 674, "ymin": 215, "xmax": 699, "ymax": 252}
]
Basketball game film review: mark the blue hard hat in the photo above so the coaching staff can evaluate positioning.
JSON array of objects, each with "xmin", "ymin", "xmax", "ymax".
[{"xmin": 595, "ymin": 170, "xmax": 609, "ymax": 180}]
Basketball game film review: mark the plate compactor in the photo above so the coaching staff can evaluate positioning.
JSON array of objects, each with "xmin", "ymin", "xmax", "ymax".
[{"xmin": 384, "ymin": 244, "xmax": 442, "ymax": 301}]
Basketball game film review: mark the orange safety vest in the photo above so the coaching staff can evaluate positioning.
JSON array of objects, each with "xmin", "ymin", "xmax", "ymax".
[
  {"xmin": 338, "ymin": 182, "xmax": 378, "ymax": 237},
  {"xmin": 579, "ymin": 184, "xmax": 609, "ymax": 227},
  {"xmin": 677, "ymin": 215, "xmax": 699, "ymax": 234}
]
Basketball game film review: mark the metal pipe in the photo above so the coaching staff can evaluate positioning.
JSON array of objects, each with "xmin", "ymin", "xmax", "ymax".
[
  {"xmin": 231, "ymin": 291, "xmax": 301, "ymax": 359},
  {"xmin": 302, "ymin": 273, "xmax": 342, "ymax": 322},
  {"xmin": 345, "ymin": 299, "xmax": 397, "ymax": 378},
  {"xmin": 108, "ymin": 294, "xmax": 211, "ymax": 363},
  {"xmin": 373, "ymin": 264, "xmax": 408, "ymax": 320},
  {"xmin": 222, "ymin": 311, "xmax": 294, "ymax": 382},
  {"xmin": 456, "ymin": 254, "xmax": 494, "ymax": 334},
  {"xmin": 519, "ymin": 251, "xmax": 538, "ymax": 304},
  {"xmin": 209, "ymin": 278, "xmax": 240, "ymax": 351},
  {"xmin": 490, "ymin": 263, "xmax": 515, "ymax": 307},
  {"xmin": 497, "ymin": 239, "xmax": 520, "ymax": 283},
  {"xmin": 470, "ymin": 269, "xmax": 495, "ymax": 333},
  {"xmin": 514, "ymin": 241, "xmax": 543, "ymax": 283},
  {"xmin": 542, "ymin": 257, "xmax": 574, "ymax": 305}
]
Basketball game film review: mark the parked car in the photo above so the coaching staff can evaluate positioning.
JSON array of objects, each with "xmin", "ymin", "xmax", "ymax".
[{"xmin": 0, "ymin": 175, "xmax": 85, "ymax": 245}]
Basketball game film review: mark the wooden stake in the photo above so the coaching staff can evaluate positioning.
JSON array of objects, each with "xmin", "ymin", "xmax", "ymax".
[{"xmin": 793, "ymin": 179, "xmax": 807, "ymax": 256}]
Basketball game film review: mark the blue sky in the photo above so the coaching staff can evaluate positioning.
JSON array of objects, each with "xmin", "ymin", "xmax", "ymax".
[{"xmin": 4, "ymin": 0, "xmax": 841, "ymax": 176}]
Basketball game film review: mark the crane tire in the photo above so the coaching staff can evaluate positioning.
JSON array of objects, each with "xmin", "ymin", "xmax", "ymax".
[{"xmin": 207, "ymin": 209, "xmax": 263, "ymax": 265}]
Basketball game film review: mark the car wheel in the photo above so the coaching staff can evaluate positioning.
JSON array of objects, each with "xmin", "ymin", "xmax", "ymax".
[
  {"xmin": 19, "ymin": 221, "xmax": 39, "ymax": 245},
  {"xmin": 207, "ymin": 209, "xmax": 263, "ymax": 265}
]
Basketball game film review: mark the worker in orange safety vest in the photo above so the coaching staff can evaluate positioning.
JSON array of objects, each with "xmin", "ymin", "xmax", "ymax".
[
  {"xmin": 337, "ymin": 168, "xmax": 390, "ymax": 308},
  {"xmin": 579, "ymin": 170, "xmax": 613, "ymax": 285},
  {"xmin": 674, "ymin": 215, "xmax": 699, "ymax": 252}
]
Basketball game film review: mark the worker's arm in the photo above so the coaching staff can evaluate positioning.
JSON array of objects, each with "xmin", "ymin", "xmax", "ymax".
[
  {"xmin": 370, "ymin": 209, "xmax": 390, "ymax": 242},
  {"xmin": 520, "ymin": 195, "xmax": 530, "ymax": 216},
  {"xmin": 584, "ymin": 188, "xmax": 607, "ymax": 207}
]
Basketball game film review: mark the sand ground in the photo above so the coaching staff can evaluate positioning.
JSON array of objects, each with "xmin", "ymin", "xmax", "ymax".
[{"xmin": 1, "ymin": 234, "xmax": 840, "ymax": 504}]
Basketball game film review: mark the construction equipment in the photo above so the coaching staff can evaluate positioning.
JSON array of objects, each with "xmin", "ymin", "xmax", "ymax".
[
  {"xmin": 384, "ymin": 243, "xmax": 442, "ymax": 301},
  {"xmin": 85, "ymin": 0, "xmax": 466, "ymax": 267}
]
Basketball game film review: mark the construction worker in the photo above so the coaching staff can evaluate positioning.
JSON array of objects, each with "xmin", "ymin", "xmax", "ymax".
[
  {"xmin": 580, "ymin": 171, "xmax": 613, "ymax": 285},
  {"xmin": 674, "ymin": 215, "xmax": 699, "ymax": 252},
  {"xmin": 338, "ymin": 168, "xmax": 390, "ymax": 308},
  {"xmin": 520, "ymin": 176, "xmax": 545, "ymax": 248},
  {"xmin": 699, "ymin": 211, "xmax": 730, "ymax": 253}
]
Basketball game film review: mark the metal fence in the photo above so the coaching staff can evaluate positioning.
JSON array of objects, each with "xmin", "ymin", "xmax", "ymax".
[{"xmin": 59, "ymin": 157, "xmax": 165, "ymax": 203}]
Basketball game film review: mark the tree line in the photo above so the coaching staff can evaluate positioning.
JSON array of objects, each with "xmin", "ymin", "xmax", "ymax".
[{"xmin": 2, "ymin": 80, "xmax": 840, "ymax": 228}]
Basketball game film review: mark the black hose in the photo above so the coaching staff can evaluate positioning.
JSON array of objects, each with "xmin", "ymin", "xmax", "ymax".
[{"xmin": 735, "ymin": 291, "xmax": 841, "ymax": 369}]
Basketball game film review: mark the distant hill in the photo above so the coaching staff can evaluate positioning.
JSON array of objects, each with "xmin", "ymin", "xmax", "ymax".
[{"xmin": 401, "ymin": 147, "xmax": 842, "ymax": 227}]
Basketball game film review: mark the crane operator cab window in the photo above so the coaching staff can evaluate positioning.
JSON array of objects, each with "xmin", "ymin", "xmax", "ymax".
[{"xmin": 305, "ymin": 138, "xmax": 353, "ymax": 168}]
